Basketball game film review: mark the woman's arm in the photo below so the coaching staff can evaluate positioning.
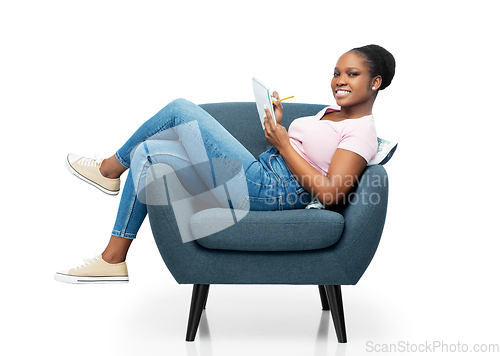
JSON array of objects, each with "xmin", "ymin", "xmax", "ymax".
[{"xmin": 263, "ymin": 107, "xmax": 367, "ymax": 208}]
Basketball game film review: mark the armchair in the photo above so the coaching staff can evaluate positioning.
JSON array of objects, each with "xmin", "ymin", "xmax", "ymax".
[{"xmin": 146, "ymin": 102, "xmax": 392, "ymax": 343}]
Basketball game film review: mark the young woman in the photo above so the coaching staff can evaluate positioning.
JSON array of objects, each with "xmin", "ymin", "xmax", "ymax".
[{"xmin": 55, "ymin": 44, "xmax": 396, "ymax": 284}]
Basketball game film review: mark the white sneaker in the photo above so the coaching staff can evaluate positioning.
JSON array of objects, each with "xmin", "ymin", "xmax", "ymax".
[
  {"xmin": 54, "ymin": 255, "xmax": 129, "ymax": 284},
  {"xmin": 66, "ymin": 154, "xmax": 120, "ymax": 195}
]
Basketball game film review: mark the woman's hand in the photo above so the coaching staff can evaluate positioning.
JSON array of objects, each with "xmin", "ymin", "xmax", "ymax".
[
  {"xmin": 263, "ymin": 105, "xmax": 290, "ymax": 153},
  {"xmin": 271, "ymin": 91, "xmax": 283, "ymax": 125}
]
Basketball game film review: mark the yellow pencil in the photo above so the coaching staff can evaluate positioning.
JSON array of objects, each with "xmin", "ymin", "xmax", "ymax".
[{"xmin": 272, "ymin": 95, "xmax": 294, "ymax": 103}]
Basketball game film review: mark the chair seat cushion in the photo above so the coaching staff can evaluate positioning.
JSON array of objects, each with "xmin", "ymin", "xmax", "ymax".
[{"xmin": 190, "ymin": 208, "xmax": 345, "ymax": 251}]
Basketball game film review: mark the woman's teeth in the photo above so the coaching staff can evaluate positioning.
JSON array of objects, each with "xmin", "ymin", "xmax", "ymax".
[{"xmin": 336, "ymin": 90, "xmax": 350, "ymax": 98}]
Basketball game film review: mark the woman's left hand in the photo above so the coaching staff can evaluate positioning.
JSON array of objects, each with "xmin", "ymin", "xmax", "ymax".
[{"xmin": 263, "ymin": 106, "xmax": 291, "ymax": 152}]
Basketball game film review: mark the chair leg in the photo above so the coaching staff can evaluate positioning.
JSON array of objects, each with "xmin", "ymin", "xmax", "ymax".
[
  {"xmin": 318, "ymin": 285, "xmax": 330, "ymax": 310},
  {"xmin": 203, "ymin": 285, "xmax": 210, "ymax": 310},
  {"xmin": 325, "ymin": 285, "xmax": 347, "ymax": 343},
  {"xmin": 186, "ymin": 284, "xmax": 210, "ymax": 342}
]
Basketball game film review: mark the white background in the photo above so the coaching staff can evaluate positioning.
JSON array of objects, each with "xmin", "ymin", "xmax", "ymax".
[{"xmin": 1, "ymin": 0, "xmax": 499, "ymax": 355}]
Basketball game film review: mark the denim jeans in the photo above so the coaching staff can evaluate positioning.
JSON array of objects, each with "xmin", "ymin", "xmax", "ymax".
[{"xmin": 111, "ymin": 98, "xmax": 311, "ymax": 239}]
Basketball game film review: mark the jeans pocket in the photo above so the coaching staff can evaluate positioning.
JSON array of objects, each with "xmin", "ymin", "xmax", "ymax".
[{"xmin": 267, "ymin": 154, "xmax": 281, "ymax": 182}]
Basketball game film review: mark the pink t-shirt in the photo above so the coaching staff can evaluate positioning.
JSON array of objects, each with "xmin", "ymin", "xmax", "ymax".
[{"xmin": 288, "ymin": 106, "xmax": 378, "ymax": 175}]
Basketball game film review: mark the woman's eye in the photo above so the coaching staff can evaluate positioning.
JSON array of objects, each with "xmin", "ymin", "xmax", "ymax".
[
  {"xmin": 333, "ymin": 73, "xmax": 339, "ymax": 77},
  {"xmin": 348, "ymin": 73, "xmax": 359, "ymax": 77}
]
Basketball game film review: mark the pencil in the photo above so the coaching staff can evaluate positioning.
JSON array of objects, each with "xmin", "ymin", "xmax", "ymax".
[{"xmin": 272, "ymin": 95, "xmax": 294, "ymax": 103}]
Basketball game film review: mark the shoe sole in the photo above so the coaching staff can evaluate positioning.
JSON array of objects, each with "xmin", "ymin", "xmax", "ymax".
[
  {"xmin": 65, "ymin": 156, "xmax": 119, "ymax": 196},
  {"xmin": 54, "ymin": 272, "xmax": 129, "ymax": 284}
]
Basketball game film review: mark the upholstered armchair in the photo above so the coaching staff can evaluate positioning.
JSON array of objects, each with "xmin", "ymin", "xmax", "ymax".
[{"xmin": 146, "ymin": 102, "xmax": 395, "ymax": 343}]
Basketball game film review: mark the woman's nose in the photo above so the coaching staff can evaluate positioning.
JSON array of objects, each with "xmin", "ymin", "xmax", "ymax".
[{"xmin": 336, "ymin": 74, "xmax": 347, "ymax": 86}]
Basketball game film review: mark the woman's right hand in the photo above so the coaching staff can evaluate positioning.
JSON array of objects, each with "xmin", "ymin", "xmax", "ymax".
[{"xmin": 271, "ymin": 91, "xmax": 283, "ymax": 125}]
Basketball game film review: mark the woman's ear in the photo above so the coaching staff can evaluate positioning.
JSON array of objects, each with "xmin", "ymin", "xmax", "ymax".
[{"xmin": 371, "ymin": 75, "xmax": 382, "ymax": 91}]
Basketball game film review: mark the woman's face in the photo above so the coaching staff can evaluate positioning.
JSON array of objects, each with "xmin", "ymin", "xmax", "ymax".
[{"xmin": 331, "ymin": 51, "xmax": 378, "ymax": 108}]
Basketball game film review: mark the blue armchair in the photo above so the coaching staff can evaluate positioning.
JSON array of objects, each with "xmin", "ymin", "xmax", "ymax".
[{"xmin": 146, "ymin": 102, "xmax": 392, "ymax": 343}]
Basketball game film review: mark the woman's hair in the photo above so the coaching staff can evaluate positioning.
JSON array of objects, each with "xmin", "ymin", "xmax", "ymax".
[{"xmin": 350, "ymin": 45, "xmax": 396, "ymax": 90}]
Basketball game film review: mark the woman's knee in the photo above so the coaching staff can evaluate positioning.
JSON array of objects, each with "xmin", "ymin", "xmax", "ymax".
[
  {"xmin": 130, "ymin": 142, "xmax": 151, "ymax": 169},
  {"xmin": 165, "ymin": 98, "xmax": 196, "ymax": 116}
]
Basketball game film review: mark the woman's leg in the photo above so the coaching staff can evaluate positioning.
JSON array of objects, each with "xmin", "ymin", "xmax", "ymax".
[
  {"xmin": 104, "ymin": 99, "xmax": 260, "ymax": 261},
  {"xmin": 100, "ymin": 155, "xmax": 127, "ymax": 179},
  {"xmin": 102, "ymin": 235, "xmax": 133, "ymax": 264},
  {"xmin": 55, "ymin": 99, "xmax": 308, "ymax": 283},
  {"xmin": 110, "ymin": 138, "xmax": 224, "ymax": 238},
  {"xmin": 113, "ymin": 99, "xmax": 257, "ymax": 184}
]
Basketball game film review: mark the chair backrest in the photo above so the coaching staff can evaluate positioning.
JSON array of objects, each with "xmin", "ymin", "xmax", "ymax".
[{"xmin": 199, "ymin": 102, "xmax": 327, "ymax": 158}]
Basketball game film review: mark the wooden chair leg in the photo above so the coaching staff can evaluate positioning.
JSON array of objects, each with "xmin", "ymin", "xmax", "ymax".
[
  {"xmin": 325, "ymin": 285, "xmax": 347, "ymax": 343},
  {"xmin": 186, "ymin": 284, "xmax": 210, "ymax": 342},
  {"xmin": 318, "ymin": 285, "xmax": 330, "ymax": 310}
]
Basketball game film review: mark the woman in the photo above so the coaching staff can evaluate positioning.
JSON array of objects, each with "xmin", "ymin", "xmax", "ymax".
[{"xmin": 55, "ymin": 44, "xmax": 396, "ymax": 284}]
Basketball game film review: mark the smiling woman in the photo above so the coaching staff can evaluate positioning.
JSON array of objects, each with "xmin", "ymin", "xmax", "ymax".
[
  {"xmin": 264, "ymin": 44, "xmax": 396, "ymax": 207},
  {"xmin": 55, "ymin": 44, "xmax": 396, "ymax": 285}
]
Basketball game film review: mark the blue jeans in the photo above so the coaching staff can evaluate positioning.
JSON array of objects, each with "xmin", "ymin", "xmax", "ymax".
[{"xmin": 111, "ymin": 99, "xmax": 311, "ymax": 239}]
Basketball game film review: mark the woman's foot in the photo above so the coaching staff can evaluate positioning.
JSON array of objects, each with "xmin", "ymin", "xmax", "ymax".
[
  {"xmin": 54, "ymin": 255, "xmax": 129, "ymax": 284},
  {"xmin": 66, "ymin": 154, "xmax": 121, "ymax": 195}
]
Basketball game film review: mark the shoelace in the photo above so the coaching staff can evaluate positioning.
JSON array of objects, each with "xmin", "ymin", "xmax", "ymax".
[
  {"xmin": 77, "ymin": 156, "xmax": 103, "ymax": 168},
  {"xmin": 74, "ymin": 256, "xmax": 100, "ymax": 270}
]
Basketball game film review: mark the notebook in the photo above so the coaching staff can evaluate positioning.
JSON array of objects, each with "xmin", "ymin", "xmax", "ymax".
[{"xmin": 252, "ymin": 77, "xmax": 276, "ymax": 129}]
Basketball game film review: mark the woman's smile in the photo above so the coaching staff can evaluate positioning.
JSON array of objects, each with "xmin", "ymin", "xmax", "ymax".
[{"xmin": 335, "ymin": 89, "xmax": 351, "ymax": 99}]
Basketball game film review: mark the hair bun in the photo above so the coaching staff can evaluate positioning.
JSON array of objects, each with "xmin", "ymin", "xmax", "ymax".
[{"xmin": 351, "ymin": 44, "xmax": 396, "ymax": 90}]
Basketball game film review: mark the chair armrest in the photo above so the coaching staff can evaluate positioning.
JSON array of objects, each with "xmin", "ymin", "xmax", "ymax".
[{"xmin": 329, "ymin": 165, "xmax": 389, "ymax": 281}]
